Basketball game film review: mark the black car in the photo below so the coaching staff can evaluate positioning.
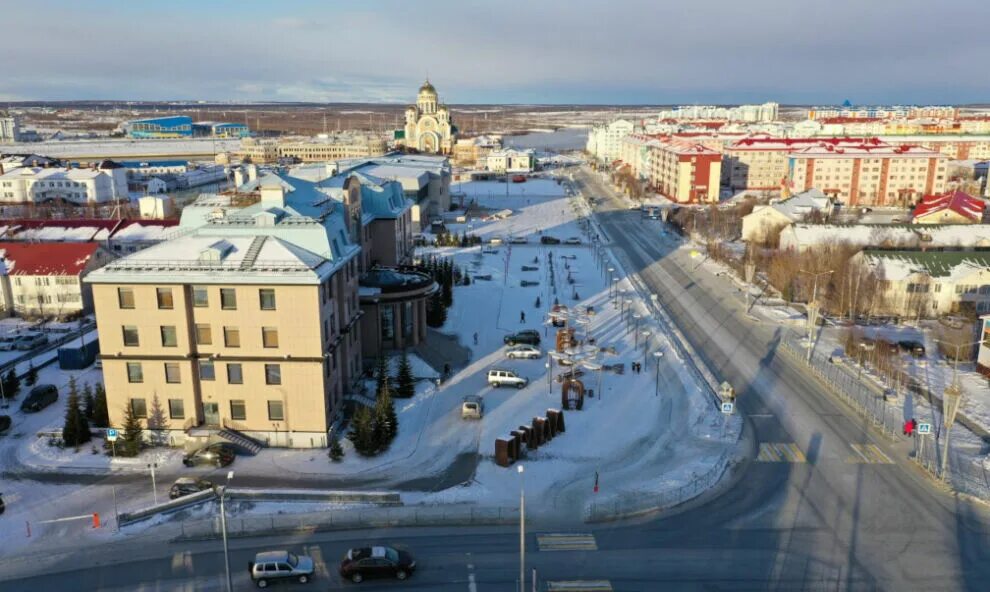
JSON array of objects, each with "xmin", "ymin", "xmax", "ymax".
[
  {"xmin": 182, "ymin": 443, "xmax": 235, "ymax": 468},
  {"xmin": 20, "ymin": 385, "xmax": 58, "ymax": 413},
  {"xmin": 0, "ymin": 415, "xmax": 10, "ymax": 434},
  {"xmin": 898, "ymin": 340, "xmax": 926, "ymax": 358},
  {"xmin": 503, "ymin": 330, "xmax": 541, "ymax": 346},
  {"xmin": 339, "ymin": 546, "xmax": 416, "ymax": 583},
  {"xmin": 169, "ymin": 477, "xmax": 214, "ymax": 499},
  {"xmin": 540, "ymin": 236, "xmax": 561, "ymax": 245}
]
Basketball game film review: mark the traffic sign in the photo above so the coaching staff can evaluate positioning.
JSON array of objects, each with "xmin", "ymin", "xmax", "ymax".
[
  {"xmin": 721, "ymin": 402, "xmax": 735, "ymax": 415},
  {"xmin": 917, "ymin": 423, "xmax": 932, "ymax": 435},
  {"xmin": 106, "ymin": 428, "xmax": 119, "ymax": 442}
]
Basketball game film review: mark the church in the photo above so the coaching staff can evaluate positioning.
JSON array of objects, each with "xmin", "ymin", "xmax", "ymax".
[{"xmin": 397, "ymin": 81, "xmax": 457, "ymax": 154}]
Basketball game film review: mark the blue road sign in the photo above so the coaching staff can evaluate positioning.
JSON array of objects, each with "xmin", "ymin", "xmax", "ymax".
[
  {"xmin": 917, "ymin": 423, "xmax": 932, "ymax": 435},
  {"xmin": 106, "ymin": 428, "xmax": 119, "ymax": 442},
  {"xmin": 721, "ymin": 402, "xmax": 734, "ymax": 414}
]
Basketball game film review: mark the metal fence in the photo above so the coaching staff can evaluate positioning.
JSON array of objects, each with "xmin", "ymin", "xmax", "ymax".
[
  {"xmin": 779, "ymin": 332, "xmax": 990, "ymax": 501},
  {"xmin": 584, "ymin": 451, "xmax": 731, "ymax": 522},
  {"xmin": 171, "ymin": 504, "xmax": 520, "ymax": 541}
]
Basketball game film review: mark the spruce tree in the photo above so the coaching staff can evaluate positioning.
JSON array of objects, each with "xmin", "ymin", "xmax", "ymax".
[
  {"xmin": 2, "ymin": 367, "xmax": 20, "ymax": 400},
  {"xmin": 348, "ymin": 407, "xmax": 376, "ymax": 456},
  {"xmin": 374, "ymin": 355, "xmax": 391, "ymax": 398},
  {"xmin": 146, "ymin": 393, "xmax": 169, "ymax": 447},
  {"xmin": 328, "ymin": 436, "xmax": 344, "ymax": 461},
  {"xmin": 92, "ymin": 383, "xmax": 110, "ymax": 428},
  {"xmin": 25, "ymin": 362, "xmax": 38, "ymax": 387},
  {"xmin": 426, "ymin": 290, "xmax": 446, "ymax": 328},
  {"xmin": 119, "ymin": 402, "xmax": 144, "ymax": 457},
  {"xmin": 62, "ymin": 376, "xmax": 90, "ymax": 447},
  {"xmin": 395, "ymin": 350, "xmax": 416, "ymax": 399},
  {"xmin": 374, "ymin": 382, "xmax": 397, "ymax": 449},
  {"xmin": 82, "ymin": 382, "xmax": 95, "ymax": 420}
]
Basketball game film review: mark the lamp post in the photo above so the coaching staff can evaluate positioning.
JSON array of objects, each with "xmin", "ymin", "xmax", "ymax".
[
  {"xmin": 147, "ymin": 462, "xmax": 159, "ymax": 505},
  {"xmin": 607, "ymin": 268, "xmax": 615, "ymax": 296},
  {"xmin": 653, "ymin": 351, "xmax": 664, "ymax": 397},
  {"xmin": 216, "ymin": 470, "xmax": 235, "ymax": 592},
  {"xmin": 517, "ymin": 464, "xmax": 526, "ymax": 592},
  {"xmin": 798, "ymin": 269, "xmax": 833, "ymax": 363},
  {"xmin": 932, "ymin": 339, "xmax": 982, "ymax": 483}
]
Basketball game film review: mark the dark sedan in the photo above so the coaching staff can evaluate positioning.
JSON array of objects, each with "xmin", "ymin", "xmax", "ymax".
[
  {"xmin": 339, "ymin": 546, "xmax": 416, "ymax": 583},
  {"xmin": 182, "ymin": 443, "xmax": 235, "ymax": 468},
  {"xmin": 503, "ymin": 330, "xmax": 541, "ymax": 346}
]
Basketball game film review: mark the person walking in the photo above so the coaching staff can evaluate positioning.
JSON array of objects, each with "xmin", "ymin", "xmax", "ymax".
[
  {"xmin": 473, "ymin": 332, "xmax": 479, "ymax": 345},
  {"xmin": 520, "ymin": 310, "xmax": 526, "ymax": 323}
]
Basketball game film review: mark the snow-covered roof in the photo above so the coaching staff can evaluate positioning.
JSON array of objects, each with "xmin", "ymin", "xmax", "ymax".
[
  {"xmin": 109, "ymin": 221, "xmax": 178, "ymax": 242},
  {"xmin": 863, "ymin": 250, "xmax": 990, "ymax": 282},
  {"xmin": 789, "ymin": 143, "xmax": 941, "ymax": 159},
  {"xmin": 912, "ymin": 190, "xmax": 986, "ymax": 223},
  {"xmin": 781, "ymin": 223, "xmax": 990, "ymax": 250},
  {"xmin": 750, "ymin": 188, "xmax": 831, "ymax": 223},
  {"xmin": 0, "ymin": 241, "xmax": 100, "ymax": 276}
]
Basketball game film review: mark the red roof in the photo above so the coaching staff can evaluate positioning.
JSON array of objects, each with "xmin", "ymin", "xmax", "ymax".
[
  {"xmin": 912, "ymin": 190, "xmax": 986, "ymax": 222},
  {"xmin": 0, "ymin": 242, "xmax": 100, "ymax": 276}
]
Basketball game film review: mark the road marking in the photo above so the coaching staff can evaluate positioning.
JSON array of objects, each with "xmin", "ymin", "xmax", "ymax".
[
  {"xmin": 757, "ymin": 443, "xmax": 806, "ymax": 463},
  {"xmin": 748, "ymin": 413, "xmax": 774, "ymax": 418},
  {"xmin": 847, "ymin": 443, "xmax": 894, "ymax": 464},
  {"xmin": 537, "ymin": 533, "xmax": 598, "ymax": 551},
  {"xmin": 468, "ymin": 573, "xmax": 477, "ymax": 592},
  {"xmin": 546, "ymin": 580, "xmax": 613, "ymax": 591}
]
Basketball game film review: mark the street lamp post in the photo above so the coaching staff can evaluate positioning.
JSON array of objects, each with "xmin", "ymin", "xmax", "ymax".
[
  {"xmin": 932, "ymin": 339, "xmax": 982, "ymax": 483},
  {"xmin": 147, "ymin": 462, "xmax": 159, "ymax": 505},
  {"xmin": 798, "ymin": 269, "xmax": 833, "ymax": 363},
  {"xmin": 518, "ymin": 464, "xmax": 526, "ymax": 592},
  {"xmin": 216, "ymin": 470, "xmax": 235, "ymax": 592},
  {"xmin": 653, "ymin": 351, "xmax": 664, "ymax": 397}
]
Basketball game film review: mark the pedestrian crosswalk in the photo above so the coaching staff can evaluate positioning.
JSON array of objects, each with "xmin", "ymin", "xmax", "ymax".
[
  {"xmin": 756, "ymin": 442, "xmax": 807, "ymax": 463},
  {"xmin": 546, "ymin": 581, "xmax": 613, "ymax": 591},
  {"xmin": 537, "ymin": 533, "xmax": 598, "ymax": 552},
  {"xmin": 847, "ymin": 443, "xmax": 893, "ymax": 464}
]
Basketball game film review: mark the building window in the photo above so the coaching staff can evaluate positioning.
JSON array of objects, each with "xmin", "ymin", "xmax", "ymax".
[
  {"xmin": 156, "ymin": 287, "xmax": 174, "ymax": 309},
  {"xmin": 193, "ymin": 286, "xmax": 209, "ymax": 307},
  {"xmin": 381, "ymin": 306, "xmax": 395, "ymax": 340},
  {"xmin": 122, "ymin": 325, "xmax": 139, "ymax": 347},
  {"xmin": 199, "ymin": 359, "xmax": 215, "ymax": 381},
  {"xmin": 168, "ymin": 399, "xmax": 185, "ymax": 420},
  {"xmin": 160, "ymin": 326, "xmax": 178, "ymax": 347},
  {"xmin": 164, "ymin": 363, "xmax": 181, "ymax": 384},
  {"xmin": 262, "ymin": 327, "xmax": 279, "ymax": 348},
  {"xmin": 230, "ymin": 400, "xmax": 246, "ymax": 421},
  {"xmin": 224, "ymin": 327, "xmax": 240, "ymax": 348},
  {"xmin": 227, "ymin": 363, "xmax": 243, "ymax": 384},
  {"xmin": 265, "ymin": 363, "xmax": 282, "ymax": 385},
  {"xmin": 117, "ymin": 287, "xmax": 135, "ymax": 309},
  {"xmin": 131, "ymin": 398, "xmax": 147, "ymax": 419},
  {"xmin": 126, "ymin": 362, "xmax": 143, "ymax": 383},
  {"xmin": 195, "ymin": 324, "xmax": 212, "ymax": 345},
  {"xmin": 259, "ymin": 289, "xmax": 276, "ymax": 310},
  {"xmin": 268, "ymin": 400, "xmax": 284, "ymax": 421},
  {"xmin": 220, "ymin": 288, "xmax": 237, "ymax": 310}
]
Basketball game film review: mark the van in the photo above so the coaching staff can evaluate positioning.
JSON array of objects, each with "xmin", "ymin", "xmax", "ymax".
[
  {"xmin": 461, "ymin": 395, "xmax": 484, "ymax": 419},
  {"xmin": 487, "ymin": 368, "xmax": 528, "ymax": 389},
  {"xmin": 20, "ymin": 384, "xmax": 58, "ymax": 413}
]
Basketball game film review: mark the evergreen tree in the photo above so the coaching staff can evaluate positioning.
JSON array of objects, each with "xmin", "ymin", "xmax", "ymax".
[
  {"xmin": 441, "ymin": 260, "xmax": 454, "ymax": 308},
  {"xmin": 395, "ymin": 350, "xmax": 416, "ymax": 398},
  {"xmin": 146, "ymin": 393, "xmax": 169, "ymax": 447},
  {"xmin": 374, "ymin": 355, "xmax": 391, "ymax": 398},
  {"xmin": 2, "ymin": 367, "xmax": 20, "ymax": 400},
  {"xmin": 374, "ymin": 382, "xmax": 397, "ymax": 449},
  {"xmin": 119, "ymin": 401, "xmax": 144, "ymax": 457},
  {"xmin": 328, "ymin": 436, "xmax": 344, "ymax": 461},
  {"xmin": 25, "ymin": 362, "xmax": 38, "ymax": 387},
  {"xmin": 347, "ymin": 407, "xmax": 377, "ymax": 456},
  {"xmin": 426, "ymin": 290, "xmax": 446, "ymax": 328},
  {"xmin": 92, "ymin": 383, "xmax": 110, "ymax": 428},
  {"xmin": 82, "ymin": 382, "xmax": 95, "ymax": 420},
  {"xmin": 61, "ymin": 376, "xmax": 91, "ymax": 447}
]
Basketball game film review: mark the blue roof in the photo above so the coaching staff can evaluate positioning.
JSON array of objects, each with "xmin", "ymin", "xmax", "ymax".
[
  {"xmin": 129, "ymin": 116, "xmax": 192, "ymax": 127},
  {"xmin": 119, "ymin": 160, "xmax": 188, "ymax": 168}
]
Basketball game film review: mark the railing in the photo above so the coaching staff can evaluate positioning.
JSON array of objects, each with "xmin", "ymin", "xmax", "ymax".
[
  {"xmin": 104, "ymin": 259, "xmax": 315, "ymax": 273},
  {"xmin": 0, "ymin": 320, "xmax": 96, "ymax": 376}
]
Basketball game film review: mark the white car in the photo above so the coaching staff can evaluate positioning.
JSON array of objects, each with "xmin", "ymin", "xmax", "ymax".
[
  {"xmin": 508, "ymin": 236, "xmax": 528, "ymax": 244},
  {"xmin": 505, "ymin": 344, "xmax": 541, "ymax": 360},
  {"xmin": 461, "ymin": 395, "xmax": 484, "ymax": 419},
  {"xmin": 564, "ymin": 237, "xmax": 582, "ymax": 245},
  {"xmin": 487, "ymin": 369, "xmax": 528, "ymax": 389}
]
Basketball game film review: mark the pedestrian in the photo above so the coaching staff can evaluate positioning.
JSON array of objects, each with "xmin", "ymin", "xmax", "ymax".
[
  {"xmin": 520, "ymin": 310, "xmax": 526, "ymax": 323},
  {"xmin": 443, "ymin": 363, "xmax": 451, "ymax": 380},
  {"xmin": 473, "ymin": 332, "xmax": 478, "ymax": 345},
  {"xmin": 903, "ymin": 420, "xmax": 913, "ymax": 436},
  {"xmin": 911, "ymin": 418, "xmax": 918, "ymax": 434}
]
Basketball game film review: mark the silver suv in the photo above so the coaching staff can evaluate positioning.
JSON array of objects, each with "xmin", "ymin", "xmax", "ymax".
[
  {"xmin": 487, "ymin": 368, "xmax": 528, "ymax": 389},
  {"xmin": 249, "ymin": 550, "xmax": 315, "ymax": 588}
]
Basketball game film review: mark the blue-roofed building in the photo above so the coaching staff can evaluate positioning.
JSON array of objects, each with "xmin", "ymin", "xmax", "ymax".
[
  {"xmin": 193, "ymin": 121, "xmax": 251, "ymax": 139},
  {"xmin": 124, "ymin": 116, "xmax": 194, "ymax": 139}
]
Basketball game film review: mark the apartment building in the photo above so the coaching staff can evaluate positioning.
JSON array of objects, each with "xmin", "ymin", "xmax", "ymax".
[
  {"xmin": 788, "ymin": 144, "xmax": 946, "ymax": 207},
  {"xmin": 277, "ymin": 134, "xmax": 388, "ymax": 163},
  {"xmin": 647, "ymin": 138, "xmax": 722, "ymax": 204},
  {"xmin": 850, "ymin": 249, "xmax": 990, "ymax": 317},
  {"xmin": 0, "ymin": 242, "xmax": 112, "ymax": 319},
  {"xmin": 451, "ymin": 135, "xmax": 502, "ymax": 167},
  {"xmin": 725, "ymin": 136, "xmax": 878, "ymax": 192},
  {"xmin": 0, "ymin": 165, "xmax": 128, "ymax": 205},
  {"xmin": 0, "ymin": 113, "xmax": 21, "ymax": 142},
  {"xmin": 87, "ymin": 174, "xmax": 364, "ymax": 449},
  {"xmin": 485, "ymin": 148, "xmax": 536, "ymax": 173},
  {"xmin": 586, "ymin": 119, "xmax": 636, "ymax": 163}
]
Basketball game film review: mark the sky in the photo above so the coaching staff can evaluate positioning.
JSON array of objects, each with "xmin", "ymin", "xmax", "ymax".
[{"xmin": 1, "ymin": 0, "xmax": 988, "ymax": 105}]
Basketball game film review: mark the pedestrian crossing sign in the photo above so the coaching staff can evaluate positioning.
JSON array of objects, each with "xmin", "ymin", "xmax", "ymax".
[
  {"xmin": 917, "ymin": 423, "xmax": 932, "ymax": 434},
  {"xmin": 106, "ymin": 428, "xmax": 119, "ymax": 442},
  {"xmin": 721, "ymin": 402, "xmax": 734, "ymax": 414}
]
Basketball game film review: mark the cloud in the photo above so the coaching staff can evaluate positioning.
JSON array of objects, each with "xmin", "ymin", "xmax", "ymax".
[{"xmin": 0, "ymin": 0, "xmax": 987, "ymax": 104}]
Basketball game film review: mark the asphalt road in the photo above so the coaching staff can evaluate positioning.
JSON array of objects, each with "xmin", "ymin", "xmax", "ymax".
[{"xmin": 3, "ymin": 167, "xmax": 990, "ymax": 591}]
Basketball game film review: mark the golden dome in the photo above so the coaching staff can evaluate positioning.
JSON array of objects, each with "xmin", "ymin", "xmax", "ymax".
[{"xmin": 418, "ymin": 80, "xmax": 437, "ymax": 96}]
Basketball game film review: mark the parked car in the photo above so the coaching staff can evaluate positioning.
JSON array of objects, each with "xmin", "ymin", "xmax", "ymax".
[
  {"xmin": 488, "ymin": 368, "xmax": 528, "ymax": 389},
  {"xmin": 15, "ymin": 333, "xmax": 47, "ymax": 351},
  {"xmin": 20, "ymin": 384, "xmax": 58, "ymax": 413},
  {"xmin": 503, "ymin": 330, "xmax": 541, "ymax": 346},
  {"xmin": 564, "ymin": 237, "xmax": 582, "ymax": 245},
  {"xmin": 183, "ymin": 443, "xmax": 235, "ymax": 468},
  {"xmin": 540, "ymin": 236, "xmax": 561, "ymax": 245},
  {"xmin": 0, "ymin": 335, "xmax": 19, "ymax": 351},
  {"xmin": 461, "ymin": 395, "xmax": 484, "ymax": 419},
  {"xmin": 249, "ymin": 550, "xmax": 315, "ymax": 588},
  {"xmin": 508, "ymin": 236, "xmax": 528, "ymax": 244},
  {"xmin": 169, "ymin": 477, "xmax": 213, "ymax": 500},
  {"xmin": 0, "ymin": 415, "xmax": 11, "ymax": 434},
  {"xmin": 897, "ymin": 340, "xmax": 926, "ymax": 358},
  {"xmin": 339, "ymin": 546, "xmax": 416, "ymax": 583},
  {"xmin": 505, "ymin": 344, "xmax": 541, "ymax": 360}
]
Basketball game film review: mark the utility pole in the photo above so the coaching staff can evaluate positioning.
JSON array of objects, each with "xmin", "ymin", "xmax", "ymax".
[
  {"xmin": 799, "ymin": 269, "xmax": 833, "ymax": 362},
  {"xmin": 518, "ymin": 464, "xmax": 526, "ymax": 592}
]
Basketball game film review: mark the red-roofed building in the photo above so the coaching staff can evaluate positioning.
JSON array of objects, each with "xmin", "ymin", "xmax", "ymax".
[
  {"xmin": 0, "ymin": 242, "xmax": 113, "ymax": 318},
  {"xmin": 912, "ymin": 190, "xmax": 987, "ymax": 225},
  {"xmin": 647, "ymin": 138, "xmax": 722, "ymax": 204},
  {"xmin": 725, "ymin": 136, "xmax": 885, "ymax": 192}
]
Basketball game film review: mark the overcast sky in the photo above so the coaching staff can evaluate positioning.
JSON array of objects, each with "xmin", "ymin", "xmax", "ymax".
[{"xmin": 1, "ymin": 0, "xmax": 987, "ymax": 105}]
